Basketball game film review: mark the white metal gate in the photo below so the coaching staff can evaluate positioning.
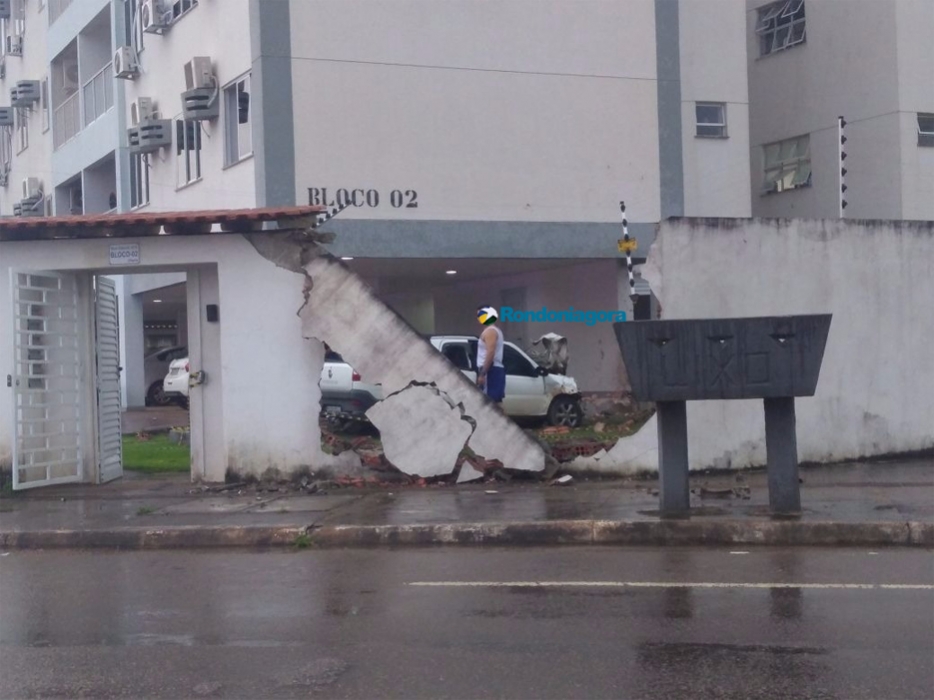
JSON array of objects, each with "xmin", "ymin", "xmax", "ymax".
[
  {"xmin": 95, "ymin": 277, "xmax": 123, "ymax": 483},
  {"xmin": 10, "ymin": 272, "xmax": 83, "ymax": 490}
]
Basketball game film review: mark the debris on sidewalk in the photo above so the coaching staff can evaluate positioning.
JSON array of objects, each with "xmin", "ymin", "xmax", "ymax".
[{"xmin": 552, "ymin": 475, "xmax": 574, "ymax": 486}]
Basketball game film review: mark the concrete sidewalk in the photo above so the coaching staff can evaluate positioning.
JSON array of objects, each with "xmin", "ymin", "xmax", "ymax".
[{"xmin": 1, "ymin": 458, "xmax": 931, "ymax": 550}]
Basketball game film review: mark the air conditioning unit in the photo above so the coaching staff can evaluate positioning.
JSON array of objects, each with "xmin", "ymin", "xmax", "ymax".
[
  {"xmin": 130, "ymin": 97, "xmax": 154, "ymax": 126},
  {"xmin": 62, "ymin": 59, "xmax": 80, "ymax": 93},
  {"xmin": 5, "ymin": 35, "xmax": 23, "ymax": 56},
  {"xmin": 114, "ymin": 46, "xmax": 139, "ymax": 80},
  {"xmin": 141, "ymin": 0, "xmax": 172, "ymax": 34},
  {"xmin": 129, "ymin": 117, "xmax": 172, "ymax": 154},
  {"xmin": 184, "ymin": 57, "xmax": 214, "ymax": 91},
  {"xmin": 11, "ymin": 80, "xmax": 41, "ymax": 107},
  {"xmin": 0, "ymin": 0, "xmax": 11, "ymax": 21},
  {"xmin": 0, "ymin": 106, "xmax": 13, "ymax": 126},
  {"xmin": 23, "ymin": 177, "xmax": 42, "ymax": 200}
]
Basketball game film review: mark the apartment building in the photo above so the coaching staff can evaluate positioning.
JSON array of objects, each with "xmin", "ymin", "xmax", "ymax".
[
  {"xmin": 4, "ymin": 0, "xmax": 753, "ymax": 395},
  {"xmin": 747, "ymin": 0, "xmax": 934, "ymax": 220}
]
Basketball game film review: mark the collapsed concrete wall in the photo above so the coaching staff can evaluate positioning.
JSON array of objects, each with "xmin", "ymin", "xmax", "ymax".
[
  {"xmin": 300, "ymin": 256, "xmax": 545, "ymax": 477},
  {"xmin": 572, "ymin": 218, "xmax": 934, "ymax": 474}
]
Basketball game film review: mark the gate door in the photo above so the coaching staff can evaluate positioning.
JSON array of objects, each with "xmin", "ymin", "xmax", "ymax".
[
  {"xmin": 95, "ymin": 277, "xmax": 123, "ymax": 483},
  {"xmin": 11, "ymin": 272, "xmax": 83, "ymax": 490}
]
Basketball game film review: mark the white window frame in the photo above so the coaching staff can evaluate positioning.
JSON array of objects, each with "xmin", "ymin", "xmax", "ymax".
[
  {"xmin": 756, "ymin": 0, "xmax": 806, "ymax": 57},
  {"xmin": 918, "ymin": 113, "xmax": 934, "ymax": 148},
  {"xmin": 130, "ymin": 152, "xmax": 150, "ymax": 209},
  {"xmin": 695, "ymin": 102, "xmax": 727, "ymax": 138},
  {"xmin": 175, "ymin": 116, "xmax": 202, "ymax": 188},
  {"xmin": 170, "ymin": 0, "xmax": 198, "ymax": 22},
  {"xmin": 15, "ymin": 107, "xmax": 28, "ymax": 153},
  {"xmin": 125, "ymin": 0, "xmax": 144, "ymax": 55},
  {"xmin": 762, "ymin": 134, "xmax": 811, "ymax": 194},
  {"xmin": 223, "ymin": 73, "xmax": 252, "ymax": 166}
]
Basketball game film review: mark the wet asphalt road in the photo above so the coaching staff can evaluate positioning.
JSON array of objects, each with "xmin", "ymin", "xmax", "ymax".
[{"xmin": 0, "ymin": 548, "xmax": 932, "ymax": 700}]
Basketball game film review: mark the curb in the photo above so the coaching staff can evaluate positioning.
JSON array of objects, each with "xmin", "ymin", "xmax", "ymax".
[{"xmin": 1, "ymin": 520, "xmax": 931, "ymax": 550}]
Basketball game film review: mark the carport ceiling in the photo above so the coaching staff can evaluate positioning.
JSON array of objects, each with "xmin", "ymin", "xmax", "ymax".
[
  {"xmin": 346, "ymin": 258, "xmax": 604, "ymax": 294},
  {"xmin": 140, "ymin": 283, "xmax": 186, "ymax": 320}
]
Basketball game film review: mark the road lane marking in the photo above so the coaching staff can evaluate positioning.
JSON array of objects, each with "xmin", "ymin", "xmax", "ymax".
[{"xmin": 407, "ymin": 581, "xmax": 934, "ymax": 590}]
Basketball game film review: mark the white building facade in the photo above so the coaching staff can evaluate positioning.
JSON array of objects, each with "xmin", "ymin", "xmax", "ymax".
[
  {"xmin": 13, "ymin": 1, "xmax": 930, "ymax": 397},
  {"xmin": 747, "ymin": 0, "xmax": 934, "ymax": 220}
]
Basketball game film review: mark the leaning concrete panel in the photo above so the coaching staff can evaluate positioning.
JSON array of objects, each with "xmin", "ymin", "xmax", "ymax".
[
  {"xmin": 301, "ymin": 257, "xmax": 545, "ymax": 474},
  {"xmin": 367, "ymin": 385, "xmax": 473, "ymax": 478}
]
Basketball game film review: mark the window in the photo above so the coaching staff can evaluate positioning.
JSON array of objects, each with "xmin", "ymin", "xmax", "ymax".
[
  {"xmin": 130, "ymin": 152, "xmax": 150, "ymax": 208},
  {"xmin": 15, "ymin": 107, "xmax": 27, "ymax": 153},
  {"xmin": 175, "ymin": 117, "xmax": 202, "ymax": 187},
  {"xmin": 224, "ymin": 74, "xmax": 252, "ymax": 165},
  {"xmin": 502, "ymin": 345, "xmax": 538, "ymax": 378},
  {"xmin": 40, "ymin": 77, "xmax": 49, "ymax": 132},
  {"xmin": 441, "ymin": 343, "xmax": 472, "ymax": 371},
  {"xmin": 124, "ymin": 0, "xmax": 144, "ymax": 54},
  {"xmin": 756, "ymin": 0, "xmax": 806, "ymax": 56},
  {"xmin": 171, "ymin": 0, "xmax": 197, "ymax": 21},
  {"xmin": 918, "ymin": 113, "xmax": 934, "ymax": 148},
  {"xmin": 762, "ymin": 134, "xmax": 810, "ymax": 194},
  {"xmin": 696, "ymin": 102, "xmax": 727, "ymax": 138}
]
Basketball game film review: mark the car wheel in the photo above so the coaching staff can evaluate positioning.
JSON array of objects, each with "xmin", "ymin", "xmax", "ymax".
[
  {"xmin": 146, "ymin": 381, "xmax": 171, "ymax": 407},
  {"xmin": 547, "ymin": 396, "xmax": 582, "ymax": 428}
]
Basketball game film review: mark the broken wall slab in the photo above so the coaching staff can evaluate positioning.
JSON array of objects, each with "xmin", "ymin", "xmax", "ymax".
[
  {"xmin": 301, "ymin": 257, "xmax": 545, "ymax": 474},
  {"xmin": 367, "ymin": 385, "xmax": 473, "ymax": 478}
]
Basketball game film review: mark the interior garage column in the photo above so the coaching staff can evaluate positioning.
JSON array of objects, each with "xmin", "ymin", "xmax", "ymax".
[{"xmin": 120, "ymin": 282, "xmax": 146, "ymax": 408}]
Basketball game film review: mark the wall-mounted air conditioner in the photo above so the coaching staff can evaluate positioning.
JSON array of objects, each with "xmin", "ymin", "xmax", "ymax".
[
  {"xmin": 62, "ymin": 59, "xmax": 80, "ymax": 94},
  {"xmin": 5, "ymin": 35, "xmax": 23, "ymax": 56},
  {"xmin": 0, "ymin": 106, "xmax": 13, "ymax": 126},
  {"xmin": 114, "ymin": 47, "xmax": 139, "ymax": 80},
  {"xmin": 23, "ymin": 177, "xmax": 42, "ymax": 200},
  {"xmin": 131, "ymin": 119, "xmax": 172, "ymax": 154},
  {"xmin": 181, "ymin": 56, "xmax": 219, "ymax": 120},
  {"xmin": 184, "ymin": 57, "xmax": 214, "ymax": 91},
  {"xmin": 11, "ymin": 81, "xmax": 41, "ymax": 107},
  {"xmin": 130, "ymin": 97, "xmax": 154, "ymax": 126},
  {"xmin": 0, "ymin": 0, "xmax": 12, "ymax": 21},
  {"xmin": 141, "ymin": 0, "xmax": 172, "ymax": 34}
]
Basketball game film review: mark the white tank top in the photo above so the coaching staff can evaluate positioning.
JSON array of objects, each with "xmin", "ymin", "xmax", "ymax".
[{"xmin": 476, "ymin": 326, "xmax": 504, "ymax": 369}]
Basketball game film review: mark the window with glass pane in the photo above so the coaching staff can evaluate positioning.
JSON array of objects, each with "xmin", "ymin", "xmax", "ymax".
[
  {"xmin": 918, "ymin": 114, "xmax": 934, "ymax": 147},
  {"xmin": 224, "ymin": 74, "xmax": 252, "ymax": 165},
  {"xmin": 696, "ymin": 103, "xmax": 727, "ymax": 138},
  {"xmin": 762, "ymin": 134, "xmax": 810, "ymax": 193},
  {"xmin": 175, "ymin": 117, "xmax": 202, "ymax": 186},
  {"xmin": 130, "ymin": 153, "xmax": 149, "ymax": 208},
  {"xmin": 756, "ymin": 0, "xmax": 806, "ymax": 56}
]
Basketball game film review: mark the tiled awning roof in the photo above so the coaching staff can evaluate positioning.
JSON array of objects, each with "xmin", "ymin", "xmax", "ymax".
[{"xmin": 0, "ymin": 206, "xmax": 326, "ymax": 242}]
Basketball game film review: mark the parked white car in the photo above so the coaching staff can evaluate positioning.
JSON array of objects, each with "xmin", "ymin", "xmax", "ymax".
[
  {"xmin": 143, "ymin": 346, "xmax": 187, "ymax": 406},
  {"xmin": 429, "ymin": 335, "xmax": 583, "ymax": 427},
  {"xmin": 319, "ymin": 337, "xmax": 583, "ymax": 427},
  {"xmin": 319, "ymin": 349, "xmax": 384, "ymax": 430},
  {"xmin": 162, "ymin": 357, "xmax": 190, "ymax": 409}
]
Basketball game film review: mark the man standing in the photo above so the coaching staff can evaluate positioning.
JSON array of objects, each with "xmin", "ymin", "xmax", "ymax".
[{"xmin": 476, "ymin": 306, "xmax": 506, "ymax": 403}]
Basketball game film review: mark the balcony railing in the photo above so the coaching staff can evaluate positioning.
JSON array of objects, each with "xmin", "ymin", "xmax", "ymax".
[
  {"xmin": 48, "ymin": 0, "xmax": 74, "ymax": 25},
  {"xmin": 53, "ymin": 92, "xmax": 80, "ymax": 150},
  {"xmin": 82, "ymin": 63, "xmax": 113, "ymax": 126}
]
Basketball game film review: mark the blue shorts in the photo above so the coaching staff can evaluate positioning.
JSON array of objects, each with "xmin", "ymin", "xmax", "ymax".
[{"xmin": 484, "ymin": 366, "xmax": 506, "ymax": 403}]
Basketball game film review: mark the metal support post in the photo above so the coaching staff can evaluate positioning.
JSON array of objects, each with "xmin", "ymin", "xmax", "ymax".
[
  {"xmin": 656, "ymin": 400, "xmax": 690, "ymax": 517},
  {"xmin": 764, "ymin": 397, "xmax": 801, "ymax": 515}
]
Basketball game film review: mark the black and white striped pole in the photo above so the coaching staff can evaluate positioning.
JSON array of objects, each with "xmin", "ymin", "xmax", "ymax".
[
  {"xmin": 838, "ymin": 115, "xmax": 848, "ymax": 218},
  {"xmin": 310, "ymin": 200, "xmax": 351, "ymax": 230},
  {"xmin": 619, "ymin": 201, "xmax": 638, "ymax": 302}
]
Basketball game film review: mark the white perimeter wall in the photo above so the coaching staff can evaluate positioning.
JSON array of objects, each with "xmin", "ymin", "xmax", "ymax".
[
  {"xmin": 0, "ymin": 234, "xmax": 331, "ymax": 480},
  {"xmin": 581, "ymin": 218, "xmax": 934, "ymax": 474}
]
